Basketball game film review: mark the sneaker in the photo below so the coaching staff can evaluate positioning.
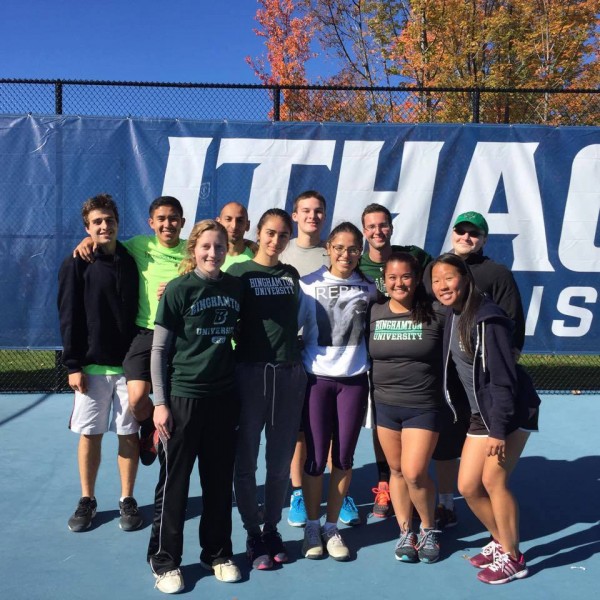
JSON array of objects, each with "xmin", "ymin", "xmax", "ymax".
[
  {"xmin": 200, "ymin": 558, "xmax": 241, "ymax": 583},
  {"xmin": 372, "ymin": 482, "xmax": 392, "ymax": 518},
  {"xmin": 140, "ymin": 426, "xmax": 159, "ymax": 466},
  {"xmin": 287, "ymin": 489, "xmax": 307, "ymax": 527},
  {"xmin": 302, "ymin": 523, "xmax": 324, "ymax": 559},
  {"xmin": 246, "ymin": 533, "xmax": 273, "ymax": 570},
  {"xmin": 477, "ymin": 550, "xmax": 528, "ymax": 584},
  {"xmin": 470, "ymin": 539, "xmax": 501, "ymax": 569},
  {"xmin": 435, "ymin": 503, "xmax": 458, "ymax": 529},
  {"xmin": 322, "ymin": 527, "xmax": 350, "ymax": 561},
  {"xmin": 262, "ymin": 527, "xmax": 289, "ymax": 563},
  {"xmin": 394, "ymin": 530, "xmax": 418, "ymax": 563},
  {"xmin": 416, "ymin": 528, "xmax": 441, "ymax": 563},
  {"xmin": 153, "ymin": 568, "xmax": 184, "ymax": 594},
  {"xmin": 339, "ymin": 495, "xmax": 360, "ymax": 526},
  {"xmin": 68, "ymin": 496, "xmax": 97, "ymax": 532},
  {"xmin": 119, "ymin": 496, "xmax": 144, "ymax": 531}
]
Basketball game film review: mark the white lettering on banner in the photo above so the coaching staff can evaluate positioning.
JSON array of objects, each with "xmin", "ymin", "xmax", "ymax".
[
  {"xmin": 551, "ymin": 287, "xmax": 597, "ymax": 337},
  {"xmin": 216, "ymin": 139, "xmax": 336, "ymax": 238},
  {"xmin": 331, "ymin": 141, "xmax": 444, "ymax": 247},
  {"xmin": 559, "ymin": 145, "xmax": 600, "ymax": 272},
  {"xmin": 443, "ymin": 142, "xmax": 553, "ymax": 272},
  {"xmin": 161, "ymin": 137, "xmax": 212, "ymax": 240},
  {"xmin": 525, "ymin": 286, "xmax": 544, "ymax": 336}
]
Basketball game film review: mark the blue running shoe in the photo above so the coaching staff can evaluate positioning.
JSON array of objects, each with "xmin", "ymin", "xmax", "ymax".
[
  {"xmin": 287, "ymin": 489, "xmax": 307, "ymax": 527},
  {"xmin": 339, "ymin": 495, "xmax": 360, "ymax": 526}
]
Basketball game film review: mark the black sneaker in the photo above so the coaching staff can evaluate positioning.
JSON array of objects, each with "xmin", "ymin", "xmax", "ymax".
[
  {"xmin": 119, "ymin": 496, "xmax": 144, "ymax": 531},
  {"xmin": 139, "ymin": 423, "xmax": 159, "ymax": 466},
  {"xmin": 262, "ymin": 527, "xmax": 288, "ymax": 564},
  {"xmin": 246, "ymin": 533, "xmax": 273, "ymax": 570},
  {"xmin": 435, "ymin": 504, "xmax": 458, "ymax": 529},
  {"xmin": 68, "ymin": 496, "xmax": 97, "ymax": 532}
]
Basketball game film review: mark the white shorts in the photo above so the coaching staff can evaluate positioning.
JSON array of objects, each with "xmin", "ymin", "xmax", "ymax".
[{"xmin": 69, "ymin": 374, "xmax": 139, "ymax": 435}]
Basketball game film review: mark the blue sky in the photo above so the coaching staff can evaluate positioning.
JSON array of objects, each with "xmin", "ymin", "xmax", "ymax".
[{"xmin": 2, "ymin": 0, "xmax": 270, "ymax": 83}]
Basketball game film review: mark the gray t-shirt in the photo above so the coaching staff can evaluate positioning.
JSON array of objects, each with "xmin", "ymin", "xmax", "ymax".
[
  {"xmin": 280, "ymin": 239, "xmax": 330, "ymax": 277},
  {"xmin": 449, "ymin": 312, "xmax": 478, "ymax": 413}
]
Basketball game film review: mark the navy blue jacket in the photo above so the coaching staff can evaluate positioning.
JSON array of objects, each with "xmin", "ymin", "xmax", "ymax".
[
  {"xmin": 441, "ymin": 297, "xmax": 540, "ymax": 440},
  {"xmin": 57, "ymin": 242, "xmax": 139, "ymax": 374}
]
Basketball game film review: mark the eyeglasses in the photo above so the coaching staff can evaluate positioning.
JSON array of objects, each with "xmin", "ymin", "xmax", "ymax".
[
  {"xmin": 454, "ymin": 225, "xmax": 484, "ymax": 237},
  {"xmin": 330, "ymin": 245, "xmax": 362, "ymax": 256}
]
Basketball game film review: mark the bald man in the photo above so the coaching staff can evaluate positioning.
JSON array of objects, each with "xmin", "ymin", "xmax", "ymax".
[{"xmin": 216, "ymin": 202, "xmax": 258, "ymax": 271}]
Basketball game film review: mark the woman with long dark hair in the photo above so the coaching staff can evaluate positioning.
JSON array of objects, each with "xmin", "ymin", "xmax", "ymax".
[
  {"xmin": 298, "ymin": 222, "xmax": 378, "ymax": 561},
  {"xmin": 367, "ymin": 252, "xmax": 445, "ymax": 564},
  {"xmin": 430, "ymin": 253, "xmax": 540, "ymax": 585}
]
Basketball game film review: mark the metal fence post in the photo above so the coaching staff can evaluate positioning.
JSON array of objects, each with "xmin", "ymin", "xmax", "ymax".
[
  {"xmin": 472, "ymin": 87, "xmax": 480, "ymax": 123},
  {"xmin": 273, "ymin": 86, "xmax": 281, "ymax": 121},
  {"xmin": 55, "ymin": 80, "xmax": 63, "ymax": 115}
]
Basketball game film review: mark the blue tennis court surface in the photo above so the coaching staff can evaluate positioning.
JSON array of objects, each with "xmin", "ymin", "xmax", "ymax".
[{"xmin": 0, "ymin": 393, "xmax": 597, "ymax": 599}]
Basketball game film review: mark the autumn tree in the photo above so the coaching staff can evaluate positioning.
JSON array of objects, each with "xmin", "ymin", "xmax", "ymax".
[
  {"xmin": 250, "ymin": 0, "xmax": 600, "ymax": 124},
  {"xmin": 246, "ymin": 0, "xmax": 316, "ymax": 119}
]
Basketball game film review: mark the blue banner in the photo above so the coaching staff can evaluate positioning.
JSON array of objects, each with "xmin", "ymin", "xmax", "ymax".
[{"xmin": 1, "ymin": 115, "xmax": 598, "ymax": 352}]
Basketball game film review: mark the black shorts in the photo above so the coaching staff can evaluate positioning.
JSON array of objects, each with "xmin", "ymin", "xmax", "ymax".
[
  {"xmin": 467, "ymin": 407, "xmax": 540, "ymax": 438},
  {"xmin": 123, "ymin": 328, "xmax": 154, "ymax": 383},
  {"xmin": 432, "ymin": 405, "xmax": 470, "ymax": 461},
  {"xmin": 375, "ymin": 403, "xmax": 442, "ymax": 433}
]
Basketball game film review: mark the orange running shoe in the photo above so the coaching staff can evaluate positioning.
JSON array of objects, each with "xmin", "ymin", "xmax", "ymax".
[{"xmin": 371, "ymin": 482, "xmax": 392, "ymax": 518}]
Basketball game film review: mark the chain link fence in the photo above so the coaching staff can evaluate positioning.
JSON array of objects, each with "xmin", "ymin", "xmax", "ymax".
[{"xmin": 1, "ymin": 78, "xmax": 598, "ymax": 393}]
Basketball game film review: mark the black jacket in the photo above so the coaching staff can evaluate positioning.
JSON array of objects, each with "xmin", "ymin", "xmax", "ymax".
[
  {"xmin": 424, "ymin": 251, "xmax": 525, "ymax": 350},
  {"xmin": 441, "ymin": 298, "xmax": 540, "ymax": 440},
  {"xmin": 57, "ymin": 242, "xmax": 139, "ymax": 373}
]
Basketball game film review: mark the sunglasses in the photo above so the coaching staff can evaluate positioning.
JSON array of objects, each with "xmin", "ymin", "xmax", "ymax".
[{"xmin": 454, "ymin": 225, "xmax": 484, "ymax": 237}]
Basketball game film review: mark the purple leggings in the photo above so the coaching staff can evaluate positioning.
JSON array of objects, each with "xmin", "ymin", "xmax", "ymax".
[{"xmin": 302, "ymin": 373, "xmax": 369, "ymax": 476}]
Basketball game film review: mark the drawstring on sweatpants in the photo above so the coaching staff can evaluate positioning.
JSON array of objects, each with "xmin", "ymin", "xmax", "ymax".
[{"xmin": 263, "ymin": 363, "xmax": 278, "ymax": 426}]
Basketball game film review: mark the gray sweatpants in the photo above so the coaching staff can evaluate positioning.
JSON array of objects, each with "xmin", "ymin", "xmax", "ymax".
[{"xmin": 233, "ymin": 361, "xmax": 307, "ymax": 536}]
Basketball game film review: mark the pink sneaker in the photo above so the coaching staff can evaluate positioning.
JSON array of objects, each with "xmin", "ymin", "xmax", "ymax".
[
  {"xmin": 469, "ymin": 539, "xmax": 501, "ymax": 568},
  {"xmin": 477, "ymin": 550, "xmax": 528, "ymax": 584}
]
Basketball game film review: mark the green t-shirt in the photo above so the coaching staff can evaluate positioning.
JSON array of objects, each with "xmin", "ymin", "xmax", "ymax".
[
  {"xmin": 122, "ymin": 235, "xmax": 186, "ymax": 329},
  {"xmin": 359, "ymin": 245, "xmax": 433, "ymax": 296},
  {"xmin": 228, "ymin": 260, "xmax": 301, "ymax": 363},
  {"xmin": 223, "ymin": 246, "xmax": 255, "ymax": 272},
  {"xmin": 155, "ymin": 271, "xmax": 242, "ymax": 399}
]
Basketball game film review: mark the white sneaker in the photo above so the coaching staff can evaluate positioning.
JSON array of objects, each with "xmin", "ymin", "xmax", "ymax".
[
  {"xmin": 323, "ymin": 527, "xmax": 350, "ymax": 561},
  {"xmin": 302, "ymin": 524, "xmax": 323, "ymax": 559},
  {"xmin": 154, "ymin": 569, "xmax": 184, "ymax": 594},
  {"xmin": 200, "ymin": 558, "xmax": 241, "ymax": 583}
]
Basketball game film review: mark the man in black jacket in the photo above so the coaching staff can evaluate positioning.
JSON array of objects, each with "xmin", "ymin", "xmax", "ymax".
[
  {"xmin": 58, "ymin": 194, "xmax": 142, "ymax": 533},
  {"xmin": 425, "ymin": 211, "xmax": 526, "ymax": 529}
]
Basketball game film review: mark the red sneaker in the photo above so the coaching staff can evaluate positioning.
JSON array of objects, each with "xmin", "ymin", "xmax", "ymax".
[
  {"xmin": 371, "ymin": 482, "xmax": 392, "ymax": 518},
  {"xmin": 470, "ymin": 539, "xmax": 501, "ymax": 569},
  {"xmin": 477, "ymin": 551, "xmax": 528, "ymax": 584}
]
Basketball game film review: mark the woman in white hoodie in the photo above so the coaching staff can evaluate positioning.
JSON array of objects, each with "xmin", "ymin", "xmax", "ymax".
[{"xmin": 298, "ymin": 221, "xmax": 378, "ymax": 562}]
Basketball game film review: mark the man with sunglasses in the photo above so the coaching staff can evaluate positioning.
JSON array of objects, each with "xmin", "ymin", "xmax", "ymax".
[{"xmin": 425, "ymin": 211, "xmax": 525, "ymax": 530}]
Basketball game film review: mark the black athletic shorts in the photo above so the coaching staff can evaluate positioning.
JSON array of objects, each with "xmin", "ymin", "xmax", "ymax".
[
  {"xmin": 432, "ymin": 405, "xmax": 470, "ymax": 461},
  {"xmin": 123, "ymin": 327, "xmax": 154, "ymax": 383},
  {"xmin": 375, "ymin": 403, "xmax": 442, "ymax": 433}
]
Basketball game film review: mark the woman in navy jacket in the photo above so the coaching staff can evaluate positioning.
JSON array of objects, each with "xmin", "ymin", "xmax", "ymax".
[{"xmin": 430, "ymin": 253, "xmax": 539, "ymax": 586}]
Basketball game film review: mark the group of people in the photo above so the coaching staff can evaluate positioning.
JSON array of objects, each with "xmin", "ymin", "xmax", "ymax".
[{"xmin": 57, "ymin": 191, "xmax": 540, "ymax": 594}]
